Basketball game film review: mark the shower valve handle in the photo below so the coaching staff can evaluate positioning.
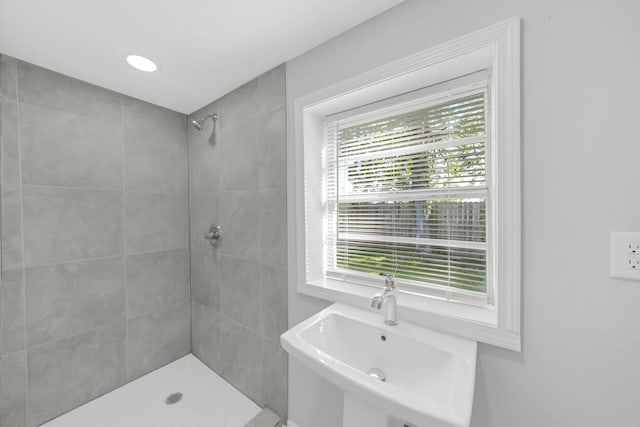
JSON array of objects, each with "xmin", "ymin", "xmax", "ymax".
[{"xmin": 204, "ymin": 224, "xmax": 222, "ymax": 243}]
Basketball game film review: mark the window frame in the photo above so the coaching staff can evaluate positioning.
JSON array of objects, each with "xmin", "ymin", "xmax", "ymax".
[{"xmin": 289, "ymin": 17, "xmax": 521, "ymax": 350}]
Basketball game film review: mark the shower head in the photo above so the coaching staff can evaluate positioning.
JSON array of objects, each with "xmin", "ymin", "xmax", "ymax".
[
  {"xmin": 190, "ymin": 114, "xmax": 217, "ymax": 131},
  {"xmin": 190, "ymin": 119, "xmax": 204, "ymax": 131},
  {"xmin": 189, "ymin": 113, "xmax": 218, "ymax": 145}
]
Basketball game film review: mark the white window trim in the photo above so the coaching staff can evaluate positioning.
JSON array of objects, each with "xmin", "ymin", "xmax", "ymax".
[{"xmin": 288, "ymin": 17, "xmax": 521, "ymax": 351}]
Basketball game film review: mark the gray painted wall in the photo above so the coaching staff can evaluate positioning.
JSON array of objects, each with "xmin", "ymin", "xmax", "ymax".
[
  {"xmin": 0, "ymin": 56, "xmax": 190, "ymax": 427},
  {"xmin": 286, "ymin": 1, "xmax": 640, "ymax": 426},
  {"xmin": 188, "ymin": 65, "xmax": 288, "ymax": 419}
]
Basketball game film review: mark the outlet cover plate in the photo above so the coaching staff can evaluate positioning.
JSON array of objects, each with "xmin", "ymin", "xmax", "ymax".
[{"xmin": 611, "ymin": 231, "xmax": 640, "ymax": 280}]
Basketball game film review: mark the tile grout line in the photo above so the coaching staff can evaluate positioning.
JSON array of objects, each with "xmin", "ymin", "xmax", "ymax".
[
  {"xmin": 14, "ymin": 59, "xmax": 31, "ymax": 427},
  {"xmin": 282, "ymin": 64, "xmax": 290, "ymax": 422},
  {"xmin": 0, "ymin": 72, "xmax": 4, "ymax": 357},
  {"xmin": 214, "ymin": 107, "xmax": 224, "ymax": 375},
  {"xmin": 127, "ymin": 299, "xmax": 189, "ymax": 324},
  {"xmin": 25, "ymin": 300, "xmax": 189, "ymax": 354},
  {"xmin": 12, "ymin": 97, "xmax": 121, "ymax": 126},
  {"xmin": 257, "ymin": 125, "xmax": 266, "ymax": 407},
  {"xmin": 22, "ymin": 182, "xmax": 189, "ymax": 195},
  {"xmin": 186, "ymin": 115, "xmax": 193, "ymax": 355},
  {"xmin": 126, "ymin": 246, "xmax": 189, "ymax": 257},
  {"xmin": 26, "ymin": 319, "xmax": 123, "ymax": 353},
  {"xmin": 0, "ymin": 85, "xmax": 3, "ymax": 358},
  {"xmin": 190, "ymin": 187, "xmax": 286, "ymax": 197},
  {"xmin": 192, "ymin": 246, "xmax": 287, "ymax": 272},
  {"xmin": 21, "ymin": 246, "xmax": 190, "ymax": 270},
  {"xmin": 120, "ymin": 95, "xmax": 129, "ymax": 383}
]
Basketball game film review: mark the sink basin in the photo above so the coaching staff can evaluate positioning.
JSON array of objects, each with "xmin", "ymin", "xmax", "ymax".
[{"xmin": 281, "ymin": 303, "xmax": 477, "ymax": 427}]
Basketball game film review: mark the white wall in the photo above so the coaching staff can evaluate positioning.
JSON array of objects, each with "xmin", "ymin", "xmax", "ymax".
[{"xmin": 285, "ymin": 1, "xmax": 640, "ymax": 426}]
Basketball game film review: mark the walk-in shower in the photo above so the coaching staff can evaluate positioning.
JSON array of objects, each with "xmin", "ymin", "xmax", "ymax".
[
  {"xmin": 190, "ymin": 113, "xmax": 218, "ymax": 145},
  {"xmin": 0, "ymin": 53, "xmax": 286, "ymax": 427}
]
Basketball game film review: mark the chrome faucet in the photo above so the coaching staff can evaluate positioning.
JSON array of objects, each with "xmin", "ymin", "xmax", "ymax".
[{"xmin": 371, "ymin": 273, "xmax": 398, "ymax": 326}]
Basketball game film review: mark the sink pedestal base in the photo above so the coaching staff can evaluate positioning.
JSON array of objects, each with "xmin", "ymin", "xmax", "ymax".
[{"xmin": 343, "ymin": 393, "xmax": 400, "ymax": 427}]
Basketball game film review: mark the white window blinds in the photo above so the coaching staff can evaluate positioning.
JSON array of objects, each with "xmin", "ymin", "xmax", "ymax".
[{"xmin": 325, "ymin": 85, "xmax": 489, "ymax": 295}]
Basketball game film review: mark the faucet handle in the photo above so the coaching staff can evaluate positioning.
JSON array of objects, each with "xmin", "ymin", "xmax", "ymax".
[
  {"xmin": 379, "ymin": 273, "xmax": 395, "ymax": 290},
  {"xmin": 370, "ymin": 293, "xmax": 384, "ymax": 309}
]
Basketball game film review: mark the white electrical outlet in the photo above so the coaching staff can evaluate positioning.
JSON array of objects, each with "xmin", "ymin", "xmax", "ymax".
[
  {"xmin": 625, "ymin": 257, "xmax": 640, "ymax": 270},
  {"xmin": 611, "ymin": 232, "xmax": 640, "ymax": 280},
  {"xmin": 625, "ymin": 242, "xmax": 640, "ymax": 254}
]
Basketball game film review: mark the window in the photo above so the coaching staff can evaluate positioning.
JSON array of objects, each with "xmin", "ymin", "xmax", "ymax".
[
  {"xmin": 325, "ymin": 78, "xmax": 490, "ymax": 304},
  {"xmin": 291, "ymin": 18, "xmax": 520, "ymax": 350}
]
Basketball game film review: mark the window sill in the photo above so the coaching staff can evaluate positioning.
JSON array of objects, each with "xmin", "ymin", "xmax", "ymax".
[{"xmin": 298, "ymin": 279, "xmax": 521, "ymax": 351}]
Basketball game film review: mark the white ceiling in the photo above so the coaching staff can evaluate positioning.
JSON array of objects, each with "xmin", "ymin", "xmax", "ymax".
[{"xmin": 0, "ymin": 0, "xmax": 404, "ymax": 114}]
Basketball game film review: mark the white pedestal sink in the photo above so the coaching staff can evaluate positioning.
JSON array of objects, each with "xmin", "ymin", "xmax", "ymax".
[{"xmin": 281, "ymin": 303, "xmax": 477, "ymax": 427}]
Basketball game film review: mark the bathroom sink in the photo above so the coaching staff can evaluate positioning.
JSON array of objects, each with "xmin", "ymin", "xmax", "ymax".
[{"xmin": 281, "ymin": 303, "xmax": 477, "ymax": 427}]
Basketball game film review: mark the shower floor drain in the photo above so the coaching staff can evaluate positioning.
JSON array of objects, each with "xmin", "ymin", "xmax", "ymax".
[{"xmin": 165, "ymin": 392, "xmax": 183, "ymax": 405}]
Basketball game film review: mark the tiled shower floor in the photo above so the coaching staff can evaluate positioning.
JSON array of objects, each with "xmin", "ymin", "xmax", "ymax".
[{"xmin": 43, "ymin": 354, "xmax": 262, "ymax": 427}]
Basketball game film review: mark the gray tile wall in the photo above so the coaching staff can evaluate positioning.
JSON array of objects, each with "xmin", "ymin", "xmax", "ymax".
[
  {"xmin": 0, "ymin": 55, "xmax": 190, "ymax": 427},
  {"xmin": 189, "ymin": 65, "xmax": 288, "ymax": 419}
]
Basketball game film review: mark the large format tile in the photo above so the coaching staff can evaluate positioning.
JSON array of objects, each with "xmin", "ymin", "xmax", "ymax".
[
  {"xmin": 0, "ymin": 55, "xmax": 18, "ymax": 101},
  {"xmin": 25, "ymin": 257, "xmax": 125, "ymax": 348},
  {"xmin": 18, "ymin": 61, "xmax": 120, "ymax": 124},
  {"xmin": 259, "ymin": 263, "xmax": 288, "ymax": 342},
  {"xmin": 190, "ymin": 249, "xmax": 221, "ymax": 311},
  {"xmin": 217, "ymin": 315, "xmax": 263, "ymax": 404},
  {"xmin": 1, "ymin": 98, "xmax": 20, "ymax": 185},
  {"xmin": 0, "ymin": 351, "xmax": 27, "ymax": 427},
  {"xmin": 220, "ymin": 255, "xmax": 260, "ymax": 330},
  {"xmin": 218, "ymin": 191, "xmax": 260, "ymax": 260},
  {"xmin": 126, "ymin": 249, "xmax": 189, "ymax": 317},
  {"xmin": 123, "ymin": 126, "xmax": 188, "ymax": 193},
  {"xmin": 27, "ymin": 322, "xmax": 126, "ymax": 426},
  {"xmin": 259, "ymin": 190, "xmax": 287, "ymax": 266},
  {"xmin": 261, "ymin": 337, "xmax": 288, "ymax": 419},
  {"xmin": 19, "ymin": 103, "xmax": 122, "ymax": 189},
  {"xmin": 1, "ymin": 269, "xmax": 25, "ymax": 355},
  {"xmin": 127, "ymin": 302, "xmax": 190, "ymax": 381},
  {"xmin": 256, "ymin": 64, "xmax": 286, "ymax": 113},
  {"xmin": 191, "ymin": 301, "xmax": 220, "ymax": 371},
  {"xmin": 125, "ymin": 192, "xmax": 188, "ymax": 253},
  {"xmin": 216, "ymin": 79, "xmax": 260, "ymax": 132},
  {"xmin": 122, "ymin": 97, "xmax": 186, "ymax": 136},
  {"xmin": 219, "ymin": 121, "xmax": 260, "ymax": 191},
  {"xmin": 258, "ymin": 107, "xmax": 286, "ymax": 190},
  {"xmin": 193, "ymin": 299, "xmax": 264, "ymax": 404},
  {"xmin": 189, "ymin": 193, "xmax": 219, "ymax": 253},
  {"xmin": 123, "ymin": 98, "xmax": 187, "ymax": 193},
  {"xmin": 217, "ymin": 64, "xmax": 285, "ymax": 131},
  {"xmin": 1, "ymin": 185, "xmax": 23, "ymax": 270},
  {"xmin": 22, "ymin": 186, "xmax": 123, "ymax": 266}
]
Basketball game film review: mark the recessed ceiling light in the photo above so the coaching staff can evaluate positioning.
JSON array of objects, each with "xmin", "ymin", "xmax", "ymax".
[{"xmin": 126, "ymin": 55, "xmax": 157, "ymax": 72}]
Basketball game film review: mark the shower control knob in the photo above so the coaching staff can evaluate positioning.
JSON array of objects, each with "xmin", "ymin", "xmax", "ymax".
[{"xmin": 204, "ymin": 224, "xmax": 222, "ymax": 244}]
